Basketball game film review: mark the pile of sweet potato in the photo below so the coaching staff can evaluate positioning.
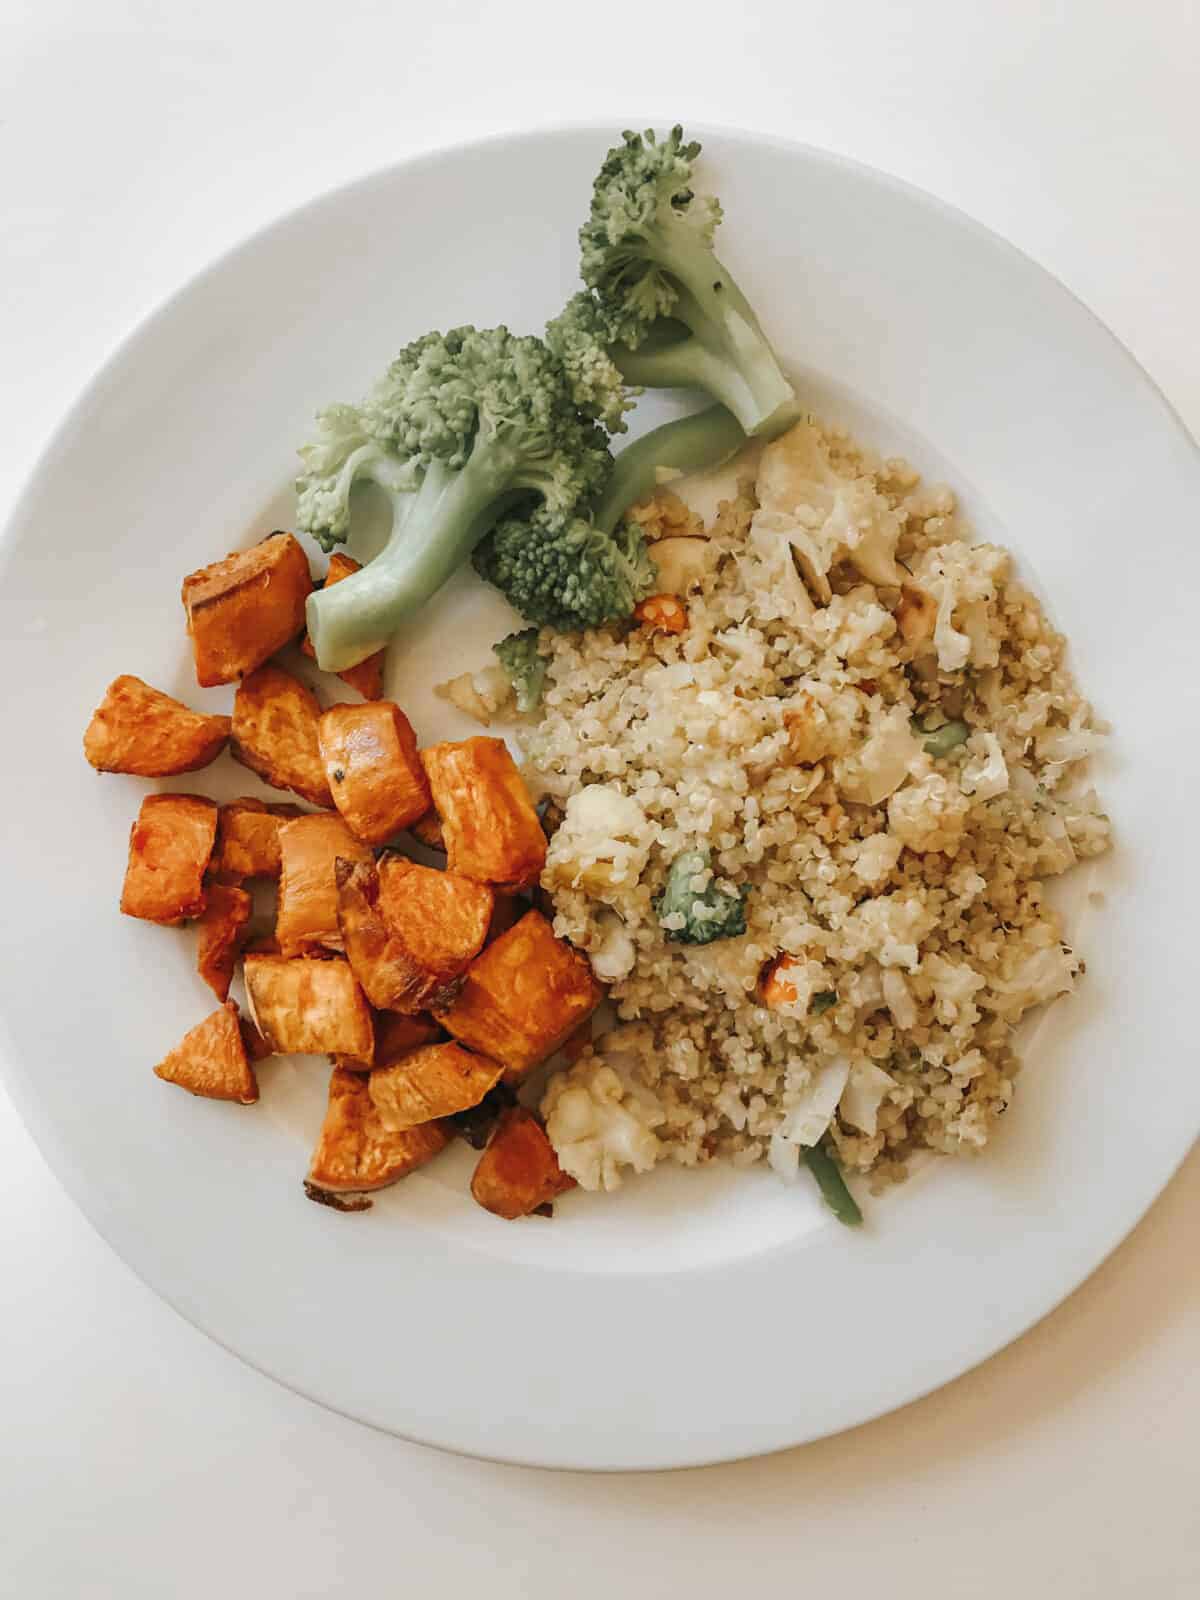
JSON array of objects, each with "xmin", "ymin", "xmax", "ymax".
[{"xmin": 84, "ymin": 532, "xmax": 600, "ymax": 1218}]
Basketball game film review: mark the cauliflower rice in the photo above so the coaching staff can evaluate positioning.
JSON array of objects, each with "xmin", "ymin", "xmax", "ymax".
[{"xmin": 523, "ymin": 419, "xmax": 1111, "ymax": 1195}]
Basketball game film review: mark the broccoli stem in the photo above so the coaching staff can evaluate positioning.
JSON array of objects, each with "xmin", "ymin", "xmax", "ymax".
[
  {"xmin": 613, "ymin": 241, "xmax": 798, "ymax": 437},
  {"xmin": 306, "ymin": 454, "xmax": 522, "ymax": 671},
  {"xmin": 593, "ymin": 405, "xmax": 746, "ymax": 536},
  {"xmin": 802, "ymin": 1142, "xmax": 863, "ymax": 1228}
]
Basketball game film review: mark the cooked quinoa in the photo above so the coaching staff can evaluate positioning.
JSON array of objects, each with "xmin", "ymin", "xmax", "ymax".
[{"xmin": 520, "ymin": 419, "xmax": 1111, "ymax": 1195}]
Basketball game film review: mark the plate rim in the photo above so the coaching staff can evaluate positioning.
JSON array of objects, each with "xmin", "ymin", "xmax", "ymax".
[{"xmin": 1, "ymin": 120, "xmax": 1198, "ymax": 1472}]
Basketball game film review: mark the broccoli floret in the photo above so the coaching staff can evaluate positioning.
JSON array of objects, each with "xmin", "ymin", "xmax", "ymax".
[
  {"xmin": 655, "ymin": 846, "xmax": 748, "ymax": 945},
  {"xmin": 493, "ymin": 628, "xmax": 547, "ymax": 713},
  {"xmin": 558, "ymin": 126, "xmax": 798, "ymax": 439},
  {"xmin": 474, "ymin": 510, "xmax": 656, "ymax": 632},
  {"xmin": 295, "ymin": 326, "xmax": 612, "ymax": 671},
  {"xmin": 545, "ymin": 292, "xmax": 639, "ymax": 435}
]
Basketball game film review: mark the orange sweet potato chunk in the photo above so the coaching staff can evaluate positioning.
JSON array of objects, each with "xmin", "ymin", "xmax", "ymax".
[
  {"xmin": 307, "ymin": 1066, "xmax": 449, "ymax": 1194},
  {"xmin": 196, "ymin": 883, "xmax": 253, "ymax": 1001},
  {"xmin": 420, "ymin": 738, "xmax": 546, "ymax": 888},
  {"xmin": 83, "ymin": 675, "xmax": 230, "ymax": 776},
  {"xmin": 407, "ymin": 809, "xmax": 446, "ymax": 852},
  {"xmin": 154, "ymin": 1001, "xmax": 258, "ymax": 1104},
  {"xmin": 275, "ymin": 812, "xmax": 372, "ymax": 956},
  {"xmin": 318, "ymin": 702, "xmax": 431, "ymax": 844},
  {"xmin": 336, "ymin": 856, "xmax": 491, "ymax": 1013},
  {"xmin": 435, "ymin": 910, "xmax": 601, "ymax": 1080},
  {"xmin": 470, "ymin": 1107, "xmax": 574, "ymax": 1219},
  {"xmin": 211, "ymin": 797, "xmax": 305, "ymax": 883},
  {"xmin": 243, "ymin": 953, "xmax": 373, "ymax": 1059},
  {"xmin": 301, "ymin": 554, "xmax": 385, "ymax": 701},
  {"xmin": 182, "ymin": 532, "xmax": 313, "ymax": 688},
  {"xmin": 368, "ymin": 1041, "xmax": 504, "ymax": 1133},
  {"xmin": 120, "ymin": 794, "xmax": 218, "ymax": 925},
  {"xmin": 373, "ymin": 1009, "xmax": 444, "ymax": 1064},
  {"xmin": 231, "ymin": 664, "xmax": 331, "ymax": 807}
]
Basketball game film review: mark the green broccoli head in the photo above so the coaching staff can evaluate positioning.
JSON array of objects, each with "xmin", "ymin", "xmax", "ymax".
[
  {"xmin": 473, "ymin": 510, "xmax": 656, "ymax": 632},
  {"xmin": 655, "ymin": 846, "xmax": 748, "ymax": 945},
  {"xmin": 567, "ymin": 126, "xmax": 797, "ymax": 439},
  {"xmin": 295, "ymin": 325, "xmax": 615, "ymax": 670},
  {"xmin": 545, "ymin": 292, "xmax": 639, "ymax": 434},
  {"xmin": 493, "ymin": 628, "xmax": 547, "ymax": 713}
]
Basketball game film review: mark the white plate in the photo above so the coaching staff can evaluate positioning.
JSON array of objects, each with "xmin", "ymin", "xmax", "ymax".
[{"xmin": 1, "ymin": 126, "xmax": 1197, "ymax": 1471}]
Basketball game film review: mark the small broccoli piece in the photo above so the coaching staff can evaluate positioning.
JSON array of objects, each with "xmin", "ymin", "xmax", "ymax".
[
  {"xmin": 493, "ymin": 628, "xmax": 547, "ymax": 713},
  {"xmin": 802, "ymin": 1141, "xmax": 863, "ymax": 1227},
  {"xmin": 545, "ymin": 292, "xmax": 639, "ymax": 434},
  {"xmin": 560, "ymin": 127, "xmax": 798, "ymax": 438},
  {"xmin": 655, "ymin": 846, "xmax": 748, "ymax": 945},
  {"xmin": 474, "ymin": 509, "xmax": 657, "ymax": 632},
  {"xmin": 295, "ymin": 326, "xmax": 612, "ymax": 671}
]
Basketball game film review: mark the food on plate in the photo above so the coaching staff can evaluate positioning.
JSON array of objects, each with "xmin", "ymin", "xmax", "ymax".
[
  {"xmin": 435, "ymin": 909, "xmax": 602, "ymax": 1080},
  {"xmin": 120, "ymin": 793, "xmax": 218, "ymax": 924},
  {"xmin": 318, "ymin": 701, "xmax": 431, "ymax": 843},
  {"xmin": 243, "ymin": 953, "xmax": 374, "ymax": 1060},
  {"xmin": 230, "ymin": 664, "xmax": 332, "ymax": 807},
  {"xmin": 154, "ymin": 1001, "xmax": 258, "ymax": 1104},
  {"xmin": 368, "ymin": 1041, "xmax": 504, "ymax": 1132},
  {"xmin": 295, "ymin": 327, "xmax": 620, "ymax": 671},
  {"xmin": 274, "ymin": 812, "xmax": 372, "ymax": 957},
  {"xmin": 420, "ymin": 737, "xmax": 546, "ymax": 888},
  {"xmin": 211, "ymin": 796, "xmax": 305, "ymax": 882},
  {"xmin": 196, "ymin": 882, "xmax": 252, "ymax": 1001},
  {"xmin": 300, "ymin": 553, "xmax": 386, "ymax": 700},
  {"xmin": 547, "ymin": 127, "xmax": 796, "ymax": 441},
  {"xmin": 335, "ymin": 855, "xmax": 492, "ymax": 1012},
  {"xmin": 307, "ymin": 1066, "xmax": 449, "ymax": 1199},
  {"xmin": 470, "ymin": 1106, "xmax": 575, "ymax": 1219},
  {"xmin": 88, "ymin": 123, "xmax": 1112, "ymax": 1229},
  {"xmin": 181, "ymin": 532, "xmax": 313, "ymax": 687},
  {"xmin": 525, "ymin": 416, "xmax": 1110, "ymax": 1218},
  {"xmin": 83, "ymin": 675, "xmax": 231, "ymax": 776}
]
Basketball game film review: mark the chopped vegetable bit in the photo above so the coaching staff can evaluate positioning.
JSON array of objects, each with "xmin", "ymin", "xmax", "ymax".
[
  {"xmin": 634, "ymin": 593, "xmax": 687, "ymax": 633},
  {"xmin": 655, "ymin": 846, "xmax": 747, "ymax": 945},
  {"xmin": 368, "ymin": 1041, "xmax": 504, "ymax": 1133},
  {"xmin": 120, "ymin": 793, "xmax": 218, "ymax": 925},
  {"xmin": 810, "ymin": 990, "xmax": 838, "ymax": 1015},
  {"xmin": 470, "ymin": 1106, "xmax": 575, "ymax": 1219},
  {"xmin": 318, "ymin": 700, "xmax": 431, "ymax": 844},
  {"xmin": 307, "ymin": 1066, "xmax": 449, "ymax": 1195},
  {"xmin": 493, "ymin": 628, "xmax": 547, "ymax": 713},
  {"xmin": 420, "ymin": 737, "xmax": 546, "ymax": 889},
  {"xmin": 243, "ymin": 953, "xmax": 373, "ymax": 1060},
  {"xmin": 154, "ymin": 1001, "xmax": 258, "ymax": 1105},
  {"xmin": 435, "ymin": 909, "xmax": 602, "ymax": 1080},
  {"xmin": 196, "ymin": 883, "xmax": 252, "ymax": 1001},
  {"xmin": 802, "ymin": 1142, "xmax": 863, "ymax": 1228},
  {"xmin": 83, "ymin": 675, "xmax": 231, "ymax": 776},
  {"xmin": 917, "ymin": 718, "xmax": 970, "ymax": 758},
  {"xmin": 182, "ymin": 532, "xmax": 313, "ymax": 688},
  {"xmin": 230, "ymin": 664, "xmax": 331, "ymax": 808},
  {"xmin": 275, "ymin": 813, "xmax": 372, "ymax": 956}
]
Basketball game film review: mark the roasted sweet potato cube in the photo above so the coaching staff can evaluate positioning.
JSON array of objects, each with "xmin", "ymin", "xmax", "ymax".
[
  {"xmin": 470, "ymin": 1107, "xmax": 574, "ymax": 1219},
  {"xmin": 231, "ymin": 664, "xmax": 331, "ymax": 807},
  {"xmin": 243, "ymin": 954, "xmax": 373, "ymax": 1059},
  {"xmin": 373, "ymin": 1009, "xmax": 444, "ymax": 1064},
  {"xmin": 408, "ymin": 809, "xmax": 446, "ymax": 852},
  {"xmin": 196, "ymin": 883, "xmax": 252, "ymax": 1001},
  {"xmin": 420, "ymin": 738, "xmax": 546, "ymax": 888},
  {"xmin": 211, "ymin": 797, "xmax": 305, "ymax": 883},
  {"xmin": 182, "ymin": 532, "xmax": 313, "ymax": 688},
  {"xmin": 120, "ymin": 793, "xmax": 218, "ymax": 925},
  {"xmin": 368, "ymin": 1041, "xmax": 504, "ymax": 1133},
  {"xmin": 336, "ymin": 856, "xmax": 492, "ymax": 1012},
  {"xmin": 301, "ymin": 554, "xmax": 385, "ymax": 701},
  {"xmin": 307, "ymin": 1067, "xmax": 448, "ymax": 1194},
  {"xmin": 319, "ymin": 702, "xmax": 431, "ymax": 844},
  {"xmin": 83, "ymin": 675, "xmax": 230, "ymax": 776},
  {"xmin": 275, "ymin": 813, "xmax": 372, "ymax": 956},
  {"xmin": 435, "ymin": 910, "xmax": 602, "ymax": 1079},
  {"xmin": 154, "ymin": 1001, "xmax": 258, "ymax": 1104}
]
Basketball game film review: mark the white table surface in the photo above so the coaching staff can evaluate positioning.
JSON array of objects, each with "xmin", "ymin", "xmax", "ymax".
[{"xmin": 3, "ymin": 2, "xmax": 1197, "ymax": 1594}]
